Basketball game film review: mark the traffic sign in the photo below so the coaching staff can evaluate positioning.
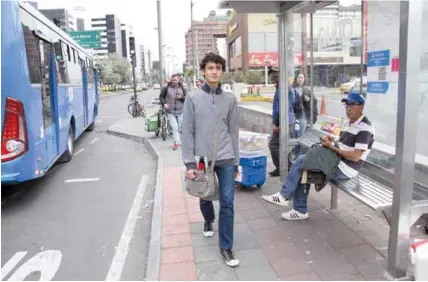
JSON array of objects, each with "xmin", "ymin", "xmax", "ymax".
[
  {"xmin": 69, "ymin": 31, "xmax": 101, "ymax": 49},
  {"xmin": 367, "ymin": 50, "xmax": 390, "ymax": 67}
]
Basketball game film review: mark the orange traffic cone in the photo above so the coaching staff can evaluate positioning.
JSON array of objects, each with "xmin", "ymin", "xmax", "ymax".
[{"xmin": 320, "ymin": 94, "xmax": 327, "ymax": 116}]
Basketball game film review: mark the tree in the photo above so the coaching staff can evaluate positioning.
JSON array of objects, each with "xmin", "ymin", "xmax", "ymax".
[
  {"xmin": 97, "ymin": 53, "xmax": 132, "ymax": 87},
  {"xmin": 246, "ymin": 71, "xmax": 263, "ymax": 85}
]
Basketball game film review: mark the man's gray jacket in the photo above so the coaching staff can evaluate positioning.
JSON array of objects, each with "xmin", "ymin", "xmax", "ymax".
[{"xmin": 181, "ymin": 83, "xmax": 239, "ymax": 170}]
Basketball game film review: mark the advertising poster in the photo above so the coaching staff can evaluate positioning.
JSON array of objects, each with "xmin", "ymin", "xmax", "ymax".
[{"xmin": 366, "ymin": 1, "xmax": 428, "ymax": 155}]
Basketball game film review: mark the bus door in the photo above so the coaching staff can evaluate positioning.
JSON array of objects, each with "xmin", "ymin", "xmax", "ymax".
[
  {"xmin": 39, "ymin": 39, "xmax": 58, "ymax": 167},
  {"xmin": 80, "ymin": 59, "xmax": 89, "ymax": 127}
]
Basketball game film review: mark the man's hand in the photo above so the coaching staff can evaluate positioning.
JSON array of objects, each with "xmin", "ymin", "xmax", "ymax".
[
  {"xmin": 176, "ymin": 94, "xmax": 183, "ymax": 99},
  {"xmin": 164, "ymin": 104, "xmax": 169, "ymax": 109},
  {"xmin": 273, "ymin": 125, "xmax": 280, "ymax": 134},
  {"xmin": 321, "ymin": 137, "xmax": 335, "ymax": 150},
  {"xmin": 186, "ymin": 169, "xmax": 196, "ymax": 180},
  {"xmin": 304, "ymin": 95, "xmax": 310, "ymax": 102}
]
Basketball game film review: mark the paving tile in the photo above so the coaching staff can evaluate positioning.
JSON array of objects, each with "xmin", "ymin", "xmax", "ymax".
[
  {"xmin": 234, "ymin": 212, "xmax": 246, "ymax": 224},
  {"xmin": 196, "ymin": 260, "xmax": 238, "ymax": 281},
  {"xmin": 191, "ymin": 233, "xmax": 219, "ymax": 247},
  {"xmin": 318, "ymin": 272, "xmax": 366, "ymax": 281},
  {"xmin": 160, "ymin": 261, "xmax": 197, "ymax": 281},
  {"xmin": 260, "ymin": 241, "xmax": 302, "ymax": 262},
  {"xmin": 193, "ymin": 245, "xmax": 222, "ymax": 263},
  {"xmin": 161, "ymin": 233, "xmax": 192, "ymax": 249},
  {"xmin": 234, "ymin": 223, "xmax": 260, "ymax": 251},
  {"xmin": 235, "ymin": 264, "xmax": 279, "ymax": 281},
  {"xmin": 308, "ymin": 252, "xmax": 359, "ymax": 281},
  {"xmin": 335, "ymin": 243, "xmax": 384, "ymax": 265},
  {"xmin": 162, "ymin": 222, "xmax": 190, "ymax": 236},
  {"xmin": 247, "ymin": 217, "xmax": 278, "ymax": 230},
  {"xmin": 163, "ymin": 204, "xmax": 187, "ymax": 216},
  {"xmin": 241, "ymin": 207, "xmax": 270, "ymax": 220},
  {"xmin": 361, "ymin": 233, "xmax": 389, "ymax": 254},
  {"xmin": 270, "ymin": 255, "xmax": 314, "ymax": 277},
  {"xmin": 254, "ymin": 226, "xmax": 293, "ymax": 244},
  {"xmin": 354, "ymin": 259, "xmax": 387, "ymax": 277},
  {"xmin": 279, "ymin": 271, "xmax": 321, "ymax": 281},
  {"xmin": 188, "ymin": 211, "xmax": 204, "ymax": 223},
  {"xmin": 235, "ymin": 248, "xmax": 270, "ymax": 267},
  {"xmin": 162, "ymin": 213, "xmax": 189, "ymax": 227},
  {"xmin": 161, "ymin": 246, "xmax": 194, "ymax": 264},
  {"xmin": 163, "ymin": 197, "xmax": 186, "ymax": 208}
]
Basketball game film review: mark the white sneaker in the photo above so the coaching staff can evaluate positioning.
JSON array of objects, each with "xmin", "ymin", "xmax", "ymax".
[
  {"xmin": 281, "ymin": 209, "xmax": 309, "ymax": 221},
  {"xmin": 261, "ymin": 192, "xmax": 290, "ymax": 207}
]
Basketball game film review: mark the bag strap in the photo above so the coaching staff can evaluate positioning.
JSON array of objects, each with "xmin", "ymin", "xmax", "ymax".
[{"xmin": 209, "ymin": 95, "xmax": 228, "ymax": 170}]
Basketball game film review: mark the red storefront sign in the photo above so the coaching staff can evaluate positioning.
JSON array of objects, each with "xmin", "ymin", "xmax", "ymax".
[
  {"xmin": 248, "ymin": 52, "xmax": 303, "ymax": 67},
  {"xmin": 248, "ymin": 52, "xmax": 278, "ymax": 67}
]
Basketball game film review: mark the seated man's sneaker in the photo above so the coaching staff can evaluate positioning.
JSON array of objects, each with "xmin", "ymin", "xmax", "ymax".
[
  {"xmin": 203, "ymin": 221, "xmax": 214, "ymax": 237},
  {"xmin": 281, "ymin": 209, "xmax": 309, "ymax": 221},
  {"xmin": 220, "ymin": 249, "xmax": 239, "ymax": 267},
  {"xmin": 261, "ymin": 192, "xmax": 290, "ymax": 207}
]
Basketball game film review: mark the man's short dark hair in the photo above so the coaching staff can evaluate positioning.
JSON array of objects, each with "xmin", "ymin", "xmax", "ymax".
[
  {"xmin": 171, "ymin": 73, "xmax": 180, "ymax": 78},
  {"xmin": 200, "ymin": 52, "xmax": 226, "ymax": 71}
]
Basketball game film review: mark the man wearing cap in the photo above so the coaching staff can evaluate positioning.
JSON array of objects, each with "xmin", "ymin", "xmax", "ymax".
[{"xmin": 262, "ymin": 90, "xmax": 375, "ymax": 220}]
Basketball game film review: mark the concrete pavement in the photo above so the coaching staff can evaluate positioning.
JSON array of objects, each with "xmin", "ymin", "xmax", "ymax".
[{"xmin": 105, "ymin": 105, "xmax": 428, "ymax": 280}]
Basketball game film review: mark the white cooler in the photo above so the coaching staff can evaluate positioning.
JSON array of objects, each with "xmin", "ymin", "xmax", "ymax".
[{"xmin": 411, "ymin": 239, "xmax": 428, "ymax": 280}]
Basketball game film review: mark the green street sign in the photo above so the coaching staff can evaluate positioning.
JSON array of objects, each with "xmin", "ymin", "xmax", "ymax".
[{"xmin": 69, "ymin": 31, "xmax": 101, "ymax": 49}]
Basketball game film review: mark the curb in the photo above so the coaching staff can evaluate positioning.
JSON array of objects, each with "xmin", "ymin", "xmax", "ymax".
[
  {"xmin": 240, "ymin": 96, "xmax": 273, "ymax": 102},
  {"xmin": 106, "ymin": 127, "xmax": 163, "ymax": 281}
]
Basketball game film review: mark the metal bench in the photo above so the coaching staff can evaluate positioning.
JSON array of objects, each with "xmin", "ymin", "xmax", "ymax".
[{"xmin": 296, "ymin": 128, "xmax": 428, "ymax": 226}]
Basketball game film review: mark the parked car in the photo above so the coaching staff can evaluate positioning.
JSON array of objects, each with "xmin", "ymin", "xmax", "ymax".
[
  {"xmin": 153, "ymin": 83, "xmax": 161, "ymax": 90},
  {"xmin": 340, "ymin": 77, "xmax": 367, "ymax": 94}
]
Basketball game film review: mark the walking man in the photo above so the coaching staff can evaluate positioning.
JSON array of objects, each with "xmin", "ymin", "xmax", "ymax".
[
  {"xmin": 182, "ymin": 53, "xmax": 240, "ymax": 267},
  {"xmin": 159, "ymin": 73, "xmax": 187, "ymax": 150}
]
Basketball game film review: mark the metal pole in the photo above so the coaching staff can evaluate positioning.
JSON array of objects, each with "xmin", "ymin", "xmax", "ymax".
[
  {"xmin": 387, "ymin": 0, "xmax": 422, "ymax": 278},
  {"xmin": 360, "ymin": 0, "xmax": 364, "ymax": 94},
  {"xmin": 309, "ymin": 13, "xmax": 314, "ymax": 127},
  {"xmin": 157, "ymin": 0, "xmax": 164, "ymax": 88},
  {"xmin": 279, "ymin": 12, "xmax": 290, "ymax": 181},
  {"xmin": 132, "ymin": 54, "xmax": 137, "ymax": 97},
  {"xmin": 191, "ymin": 0, "xmax": 197, "ymax": 87}
]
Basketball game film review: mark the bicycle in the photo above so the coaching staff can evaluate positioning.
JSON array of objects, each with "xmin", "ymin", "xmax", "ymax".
[
  {"xmin": 128, "ymin": 94, "xmax": 146, "ymax": 118},
  {"xmin": 152, "ymin": 101, "xmax": 172, "ymax": 141}
]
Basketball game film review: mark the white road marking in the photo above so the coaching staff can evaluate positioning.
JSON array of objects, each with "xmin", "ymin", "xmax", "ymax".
[
  {"xmin": 1, "ymin": 252, "xmax": 27, "ymax": 280},
  {"xmin": 64, "ymin": 178, "xmax": 100, "ymax": 183},
  {"xmin": 7, "ymin": 250, "xmax": 62, "ymax": 281},
  {"xmin": 106, "ymin": 174, "xmax": 148, "ymax": 281},
  {"xmin": 73, "ymin": 148, "xmax": 84, "ymax": 156},
  {"xmin": 91, "ymin": 138, "xmax": 99, "ymax": 144}
]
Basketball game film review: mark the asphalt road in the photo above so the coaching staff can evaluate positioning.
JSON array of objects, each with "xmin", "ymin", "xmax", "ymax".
[
  {"xmin": 243, "ymin": 88, "xmax": 428, "ymax": 156},
  {"xmin": 1, "ymin": 90, "xmax": 160, "ymax": 281}
]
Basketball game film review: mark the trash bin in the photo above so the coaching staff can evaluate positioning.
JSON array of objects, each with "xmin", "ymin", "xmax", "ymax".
[{"xmin": 411, "ymin": 239, "xmax": 428, "ymax": 280}]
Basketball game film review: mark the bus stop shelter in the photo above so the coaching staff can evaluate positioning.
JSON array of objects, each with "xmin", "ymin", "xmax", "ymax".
[{"xmin": 219, "ymin": 0, "xmax": 426, "ymax": 278}]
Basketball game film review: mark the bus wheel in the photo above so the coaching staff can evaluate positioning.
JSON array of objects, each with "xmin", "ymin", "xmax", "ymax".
[{"xmin": 59, "ymin": 127, "xmax": 74, "ymax": 163}]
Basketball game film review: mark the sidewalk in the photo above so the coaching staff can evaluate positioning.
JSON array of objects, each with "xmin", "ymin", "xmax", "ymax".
[{"xmin": 107, "ymin": 117, "xmax": 426, "ymax": 281}]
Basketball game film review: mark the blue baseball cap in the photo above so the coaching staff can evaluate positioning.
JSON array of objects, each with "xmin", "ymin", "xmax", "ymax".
[{"xmin": 341, "ymin": 89, "xmax": 366, "ymax": 105}]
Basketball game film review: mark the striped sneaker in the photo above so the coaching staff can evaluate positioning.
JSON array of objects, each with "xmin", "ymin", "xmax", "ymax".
[
  {"xmin": 261, "ymin": 192, "xmax": 290, "ymax": 207},
  {"xmin": 281, "ymin": 209, "xmax": 309, "ymax": 221}
]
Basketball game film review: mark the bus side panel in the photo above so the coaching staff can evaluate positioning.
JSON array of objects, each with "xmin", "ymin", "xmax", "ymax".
[
  {"xmin": 1, "ymin": 2, "xmax": 47, "ymax": 183},
  {"xmin": 88, "ymin": 83, "xmax": 96, "ymax": 124},
  {"xmin": 56, "ymin": 85, "xmax": 71, "ymax": 156},
  {"xmin": 73, "ymin": 85, "xmax": 86, "ymax": 138}
]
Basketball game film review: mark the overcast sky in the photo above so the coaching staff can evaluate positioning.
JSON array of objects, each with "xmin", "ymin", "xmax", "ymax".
[{"xmin": 35, "ymin": 0, "xmax": 227, "ymax": 67}]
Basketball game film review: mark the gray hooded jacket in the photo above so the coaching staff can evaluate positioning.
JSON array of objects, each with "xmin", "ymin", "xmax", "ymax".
[{"xmin": 181, "ymin": 83, "xmax": 239, "ymax": 170}]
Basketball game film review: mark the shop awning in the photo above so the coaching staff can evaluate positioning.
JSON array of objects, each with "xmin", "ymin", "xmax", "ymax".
[{"xmin": 218, "ymin": 0, "xmax": 335, "ymax": 14}]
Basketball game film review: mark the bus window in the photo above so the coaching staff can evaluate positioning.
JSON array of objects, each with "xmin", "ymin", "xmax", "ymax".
[
  {"xmin": 39, "ymin": 40, "xmax": 54, "ymax": 128},
  {"xmin": 54, "ymin": 41, "xmax": 69, "ymax": 84},
  {"xmin": 66, "ymin": 44, "xmax": 71, "ymax": 62},
  {"xmin": 22, "ymin": 24, "xmax": 41, "ymax": 84},
  {"xmin": 72, "ymin": 48, "xmax": 76, "ymax": 64}
]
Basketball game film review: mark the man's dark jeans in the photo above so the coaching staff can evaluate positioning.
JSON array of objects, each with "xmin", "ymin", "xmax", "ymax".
[
  {"xmin": 199, "ymin": 164, "xmax": 235, "ymax": 250},
  {"xmin": 269, "ymin": 125, "xmax": 296, "ymax": 170}
]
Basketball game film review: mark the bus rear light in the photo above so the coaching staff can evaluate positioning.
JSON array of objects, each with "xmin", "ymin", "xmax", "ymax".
[{"xmin": 1, "ymin": 98, "xmax": 28, "ymax": 162}]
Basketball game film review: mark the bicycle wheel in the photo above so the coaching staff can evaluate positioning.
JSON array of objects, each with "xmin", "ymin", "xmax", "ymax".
[
  {"xmin": 127, "ymin": 103, "xmax": 133, "ymax": 116},
  {"xmin": 161, "ymin": 116, "xmax": 167, "ymax": 141}
]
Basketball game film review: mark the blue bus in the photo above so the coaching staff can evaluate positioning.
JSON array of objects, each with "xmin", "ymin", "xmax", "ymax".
[{"xmin": 1, "ymin": 1, "xmax": 99, "ymax": 184}]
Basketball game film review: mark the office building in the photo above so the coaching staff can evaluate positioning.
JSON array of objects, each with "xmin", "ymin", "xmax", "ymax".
[
  {"xmin": 184, "ymin": 12, "xmax": 228, "ymax": 67},
  {"xmin": 76, "ymin": 18, "xmax": 85, "ymax": 31},
  {"xmin": 121, "ymin": 24, "xmax": 134, "ymax": 61},
  {"xmin": 140, "ymin": 45, "xmax": 146, "ymax": 77},
  {"xmin": 39, "ymin": 9, "xmax": 76, "ymax": 32},
  {"xmin": 90, "ymin": 14, "xmax": 123, "ymax": 59}
]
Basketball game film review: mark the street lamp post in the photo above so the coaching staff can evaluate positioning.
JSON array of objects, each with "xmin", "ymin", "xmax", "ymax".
[
  {"xmin": 191, "ymin": 0, "xmax": 197, "ymax": 88},
  {"xmin": 157, "ymin": 0, "xmax": 164, "ymax": 88}
]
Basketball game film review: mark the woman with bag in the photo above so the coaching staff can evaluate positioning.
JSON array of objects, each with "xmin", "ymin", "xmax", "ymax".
[{"xmin": 181, "ymin": 53, "xmax": 240, "ymax": 267}]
